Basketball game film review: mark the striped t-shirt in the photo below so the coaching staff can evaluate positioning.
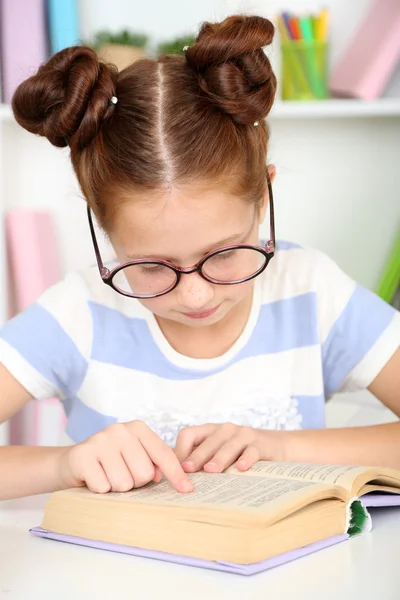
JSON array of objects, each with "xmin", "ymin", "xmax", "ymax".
[{"xmin": 0, "ymin": 241, "xmax": 399, "ymax": 446}]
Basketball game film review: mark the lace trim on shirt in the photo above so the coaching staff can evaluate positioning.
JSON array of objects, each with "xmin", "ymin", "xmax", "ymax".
[{"xmin": 128, "ymin": 395, "xmax": 302, "ymax": 447}]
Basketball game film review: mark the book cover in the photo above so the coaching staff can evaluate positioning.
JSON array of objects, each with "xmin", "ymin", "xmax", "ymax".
[
  {"xmin": 29, "ymin": 461, "xmax": 400, "ymax": 574},
  {"xmin": 30, "ymin": 493, "xmax": 400, "ymax": 575}
]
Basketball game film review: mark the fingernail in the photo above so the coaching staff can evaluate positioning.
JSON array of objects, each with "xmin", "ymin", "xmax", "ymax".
[
  {"xmin": 182, "ymin": 461, "xmax": 194, "ymax": 471},
  {"xmin": 181, "ymin": 479, "xmax": 194, "ymax": 493},
  {"xmin": 205, "ymin": 462, "xmax": 217, "ymax": 470}
]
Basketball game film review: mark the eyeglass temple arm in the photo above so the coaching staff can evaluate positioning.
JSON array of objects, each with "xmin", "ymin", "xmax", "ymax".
[
  {"xmin": 87, "ymin": 206, "xmax": 107, "ymax": 275},
  {"xmin": 266, "ymin": 170, "xmax": 275, "ymax": 252}
]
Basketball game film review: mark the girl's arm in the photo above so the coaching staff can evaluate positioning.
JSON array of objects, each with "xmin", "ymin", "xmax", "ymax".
[
  {"xmin": 0, "ymin": 363, "xmax": 193, "ymax": 500},
  {"xmin": 0, "ymin": 362, "xmax": 67, "ymax": 498}
]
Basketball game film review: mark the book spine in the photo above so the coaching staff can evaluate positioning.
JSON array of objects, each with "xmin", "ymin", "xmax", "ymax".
[
  {"xmin": 6, "ymin": 211, "xmax": 65, "ymax": 446},
  {"xmin": 47, "ymin": 0, "xmax": 80, "ymax": 54},
  {"xmin": 0, "ymin": 0, "xmax": 47, "ymax": 104}
]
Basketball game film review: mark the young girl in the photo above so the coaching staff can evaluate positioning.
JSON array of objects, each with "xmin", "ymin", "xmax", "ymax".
[{"xmin": 0, "ymin": 15, "xmax": 399, "ymax": 501}]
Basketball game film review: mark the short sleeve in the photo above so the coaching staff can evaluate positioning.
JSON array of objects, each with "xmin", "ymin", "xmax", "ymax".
[
  {"xmin": 312, "ymin": 250, "xmax": 400, "ymax": 397},
  {"xmin": 0, "ymin": 271, "xmax": 92, "ymax": 400}
]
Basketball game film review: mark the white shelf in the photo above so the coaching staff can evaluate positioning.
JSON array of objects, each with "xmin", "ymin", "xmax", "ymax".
[
  {"xmin": 0, "ymin": 103, "xmax": 13, "ymax": 121},
  {"xmin": 271, "ymin": 98, "xmax": 400, "ymax": 119},
  {"xmin": 1, "ymin": 99, "xmax": 400, "ymax": 123}
]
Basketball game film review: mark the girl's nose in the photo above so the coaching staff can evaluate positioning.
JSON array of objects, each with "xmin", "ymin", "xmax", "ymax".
[{"xmin": 176, "ymin": 271, "xmax": 215, "ymax": 310}]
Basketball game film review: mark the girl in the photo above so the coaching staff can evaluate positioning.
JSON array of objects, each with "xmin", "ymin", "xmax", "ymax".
[{"xmin": 0, "ymin": 15, "xmax": 399, "ymax": 501}]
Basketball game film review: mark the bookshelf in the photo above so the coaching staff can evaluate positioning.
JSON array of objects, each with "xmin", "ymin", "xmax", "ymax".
[
  {"xmin": 2, "ymin": 100, "xmax": 400, "ymax": 122},
  {"xmin": 271, "ymin": 98, "xmax": 400, "ymax": 119},
  {"xmin": 0, "ymin": 104, "xmax": 12, "ymax": 120}
]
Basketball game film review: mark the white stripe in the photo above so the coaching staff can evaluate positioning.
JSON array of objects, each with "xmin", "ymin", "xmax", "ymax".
[
  {"xmin": 77, "ymin": 346, "xmax": 324, "ymax": 421},
  {"xmin": 38, "ymin": 271, "xmax": 93, "ymax": 359},
  {"xmin": 0, "ymin": 338, "xmax": 62, "ymax": 400},
  {"xmin": 58, "ymin": 430, "xmax": 74, "ymax": 446},
  {"xmin": 338, "ymin": 311, "xmax": 400, "ymax": 392}
]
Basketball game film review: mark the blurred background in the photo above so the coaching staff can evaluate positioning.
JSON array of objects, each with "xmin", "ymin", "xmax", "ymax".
[{"xmin": 0, "ymin": 0, "xmax": 399, "ymax": 445}]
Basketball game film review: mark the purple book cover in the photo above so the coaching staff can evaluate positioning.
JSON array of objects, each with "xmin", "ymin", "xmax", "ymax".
[
  {"xmin": 29, "ymin": 493, "xmax": 400, "ymax": 575},
  {"xmin": 29, "ymin": 527, "xmax": 348, "ymax": 576},
  {"xmin": 0, "ymin": 0, "xmax": 47, "ymax": 104}
]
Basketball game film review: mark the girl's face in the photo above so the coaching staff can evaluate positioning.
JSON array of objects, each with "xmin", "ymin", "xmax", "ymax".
[{"xmin": 109, "ymin": 179, "xmax": 271, "ymax": 329}]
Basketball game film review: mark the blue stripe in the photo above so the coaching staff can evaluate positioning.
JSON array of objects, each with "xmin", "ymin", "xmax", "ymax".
[
  {"xmin": 0, "ymin": 303, "xmax": 88, "ymax": 397},
  {"xmin": 65, "ymin": 397, "xmax": 117, "ymax": 443},
  {"xmin": 276, "ymin": 240, "xmax": 302, "ymax": 251},
  {"xmin": 237, "ymin": 293, "xmax": 319, "ymax": 361},
  {"xmin": 295, "ymin": 395, "xmax": 325, "ymax": 429},
  {"xmin": 89, "ymin": 292, "xmax": 319, "ymax": 379},
  {"xmin": 322, "ymin": 285, "xmax": 395, "ymax": 395}
]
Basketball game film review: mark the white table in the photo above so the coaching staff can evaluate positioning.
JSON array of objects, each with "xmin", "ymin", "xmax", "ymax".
[{"xmin": 0, "ymin": 494, "xmax": 399, "ymax": 600}]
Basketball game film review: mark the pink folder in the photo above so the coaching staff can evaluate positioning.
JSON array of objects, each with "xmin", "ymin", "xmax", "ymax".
[
  {"xmin": 30, "ymin": 493, "xmax": 400, "ymax": 575},
  {"xmin": 6, "ymin": 211, "xmax": 60, "ymax": 312},
  {"xmin": 329, "ymin": 0, "xmax": 400, "ymax": 100},
  {"xmin": 6, "ymin": 210, "xmax": 66, "ymax": 445},
  {"xmin": 0, "ymin": 0, "xmax": 47, "ymax": 104}
]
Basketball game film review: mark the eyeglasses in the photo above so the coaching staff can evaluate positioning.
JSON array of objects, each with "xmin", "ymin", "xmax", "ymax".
[{"xmin": 88, "ymin": 172, "xmax": 275, "ymax": 299}]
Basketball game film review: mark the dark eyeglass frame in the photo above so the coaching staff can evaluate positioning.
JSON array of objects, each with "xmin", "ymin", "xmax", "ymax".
[{"xmin": 88, "ymin": 172, "xmax": 275, "ymax": 299}]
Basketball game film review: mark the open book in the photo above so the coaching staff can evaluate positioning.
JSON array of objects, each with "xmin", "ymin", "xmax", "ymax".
[{"xmin": 30, "ymin": 462, "xmax": 400, "ymax": 575}]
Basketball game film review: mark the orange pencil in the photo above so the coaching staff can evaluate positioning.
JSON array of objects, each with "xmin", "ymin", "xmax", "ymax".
[{"xmin": 288, "ymin": 16, "xmax": 302, "ymax": 40}]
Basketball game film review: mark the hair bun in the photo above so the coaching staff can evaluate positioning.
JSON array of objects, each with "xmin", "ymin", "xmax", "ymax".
[
  {"xmin": 12, "ymin": 46, "xmax": 118, "ymax": 150},
  {"xmin": 185, "ymin": 15, "xmax": 277, "ymax": 125}
]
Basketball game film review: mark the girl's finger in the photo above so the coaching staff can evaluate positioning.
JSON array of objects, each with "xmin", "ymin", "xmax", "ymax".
[
  {"xmin": 136, "ymin": 424, "xmax": 194, "ymax": 493},
  {"xmin": 120, "ymin": 434, "xmax": 157, "ymax": 488},
  {"xmin": 153, "ymin": 466, "xmax": 163, "ymax": 482},
  {"xmin": 174, "ymin": 424, "xmax": 217, "ymax": 463},
  {"xmin": 203, "ymin": 438, "xmax": 248, "ymax": 473},
  {"xmin": 81, "ymin": 457, "xmax": 112, "ymax": 494},
  {"xmin": 98, "ymin": 444, "xmax": 136, "ymax": 491},
  {"xmin": 181, "ymin": 428, "xmax": 234, "ymax": 472},
  {"xmin": 235, "ymin": 445, "xmax": 262, "ymax": 471}
]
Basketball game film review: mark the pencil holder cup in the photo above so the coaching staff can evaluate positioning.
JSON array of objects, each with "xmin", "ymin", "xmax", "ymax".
[{"xmin": 281, "ymin": 40, "xmax": 328, "ymax": 100}]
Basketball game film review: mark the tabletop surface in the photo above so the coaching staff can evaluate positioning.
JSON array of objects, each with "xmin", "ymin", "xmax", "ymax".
[{"xmin": 1, "ymin": 493, "xmax": 399, "ymax": 600}]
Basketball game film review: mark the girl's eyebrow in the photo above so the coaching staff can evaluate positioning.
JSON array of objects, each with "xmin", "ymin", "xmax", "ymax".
[{"xmin": 124, "ymin": 230, "xmax": 249, "ymax": 263}]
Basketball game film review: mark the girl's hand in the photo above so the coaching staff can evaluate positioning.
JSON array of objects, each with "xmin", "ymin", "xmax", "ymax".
[
  {"xmin": 175, "ymin": 423, "xmax": 284, "ymax": 473},
  {"xmin": 59, "ymin": 421, "xmax": 194, "ymax": 494}
]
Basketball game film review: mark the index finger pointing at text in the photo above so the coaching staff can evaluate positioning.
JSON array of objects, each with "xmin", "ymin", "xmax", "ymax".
[{"xmin": 134, "ymin": 422, "xmax": 194, "ymax": 493}]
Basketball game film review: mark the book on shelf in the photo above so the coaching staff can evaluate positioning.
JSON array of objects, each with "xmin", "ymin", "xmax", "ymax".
[
  {"xmin": 0, "ymin": 0, "xmax": 47, "ymax": 104},
  {"xmin": 329, "ymin": 0, "xmax": 400, "ymax": 100},
  {"xmin": 6, "ymin": 211, "xmax": 66, "ymax": 445},
  {"xmin": 31, "ymin": 461, "xmax": 400, "ymax": 575},
  {"xmin": 47, "ymin": 0, "xmax": 80, "ymax": 54}
]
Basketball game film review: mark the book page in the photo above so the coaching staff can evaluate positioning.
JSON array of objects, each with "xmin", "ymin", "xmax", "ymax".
[
  {"xmin": 92, "ymin": 472, "xmax": 333, "ymax": 516},
  {"xmin": 226, "ymin": 462, "xmax": 370, "ymax": 493}
]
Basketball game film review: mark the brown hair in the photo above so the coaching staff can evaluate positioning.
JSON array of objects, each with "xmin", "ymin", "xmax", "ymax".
[{"xmin": 12, "ymin": 15, "xmax": 276, "ymax": 231}]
